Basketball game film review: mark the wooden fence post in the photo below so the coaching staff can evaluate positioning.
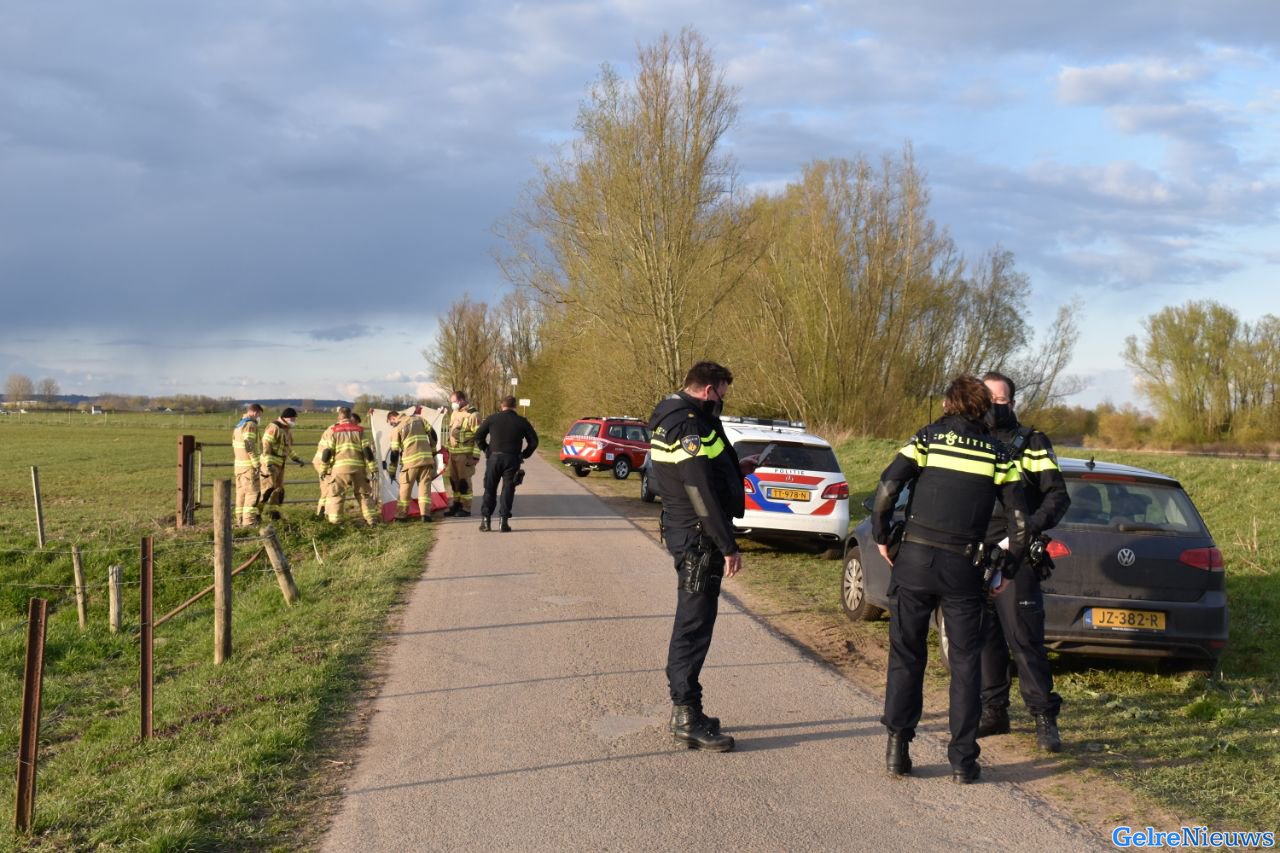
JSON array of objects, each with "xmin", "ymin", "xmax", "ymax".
[
  {"xmin": 140, "ymin": 537, "xmax": 154, "ymax": 741},
  {"xmin": 262, "ymin": 526, "xmax": 300, "ymax": 605},
  {"xmin": 30, "ymin": 467, "xmax": 46, "ymax": 549},
  {"xmin": 72, "ymin": 546, "xmax": 87, "ymax": 631},
  {"xmin": 176, "ymin": 435, "xmax": 195, "ymax": 528},
  {"xmin": 15, "ymin": 598, "xmax": 48, "ymax": 833},
  {"xmin": 108, "ymin": 565, "xmax": 122, "ymax": 634},
  {"xmin": 213, "ymin": 480, "xmax": 232, "ymax": 664}
]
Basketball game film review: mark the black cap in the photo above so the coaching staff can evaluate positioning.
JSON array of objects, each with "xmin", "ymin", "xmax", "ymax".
[{"xmin": 281, "ymin": 407, "xmax": 297, "ymax": 419}]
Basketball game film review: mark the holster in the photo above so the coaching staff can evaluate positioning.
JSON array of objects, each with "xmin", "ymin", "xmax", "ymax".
[
  {"xmin": 679, "ymin": 534, "xmax": 722, "ymax": 595},
  {"xmin": 513, "ymin": 466, "xmax": 526, "ymax": 486}
]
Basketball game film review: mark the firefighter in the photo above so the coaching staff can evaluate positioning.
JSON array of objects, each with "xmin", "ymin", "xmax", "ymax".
[
  {"xmin": 871, "ymin": 375, "xmax": 1029, "ymax": 783},
  {"xmin": 259, "ymin": 407, "xmax": 306, "ymax": 519},
  {"xmin": 443, "ymin": 390, "xmax": 480, "ymax": 517},
  {"xmin": 386, "ymin": 408, "xmax": 440, "ymax": 522},
  {"xmin": 232, "ymin": 403, "xmax": 264, "ymax": 527},
  {"xmin": 648, "ymin": 361, "xmax": 743, "ymax": 752},
  {"xmin": 977, "ymin": 371, "xmax": 1071, "ymax": 752},
  {"xmin": 315, "ymin": 407, "xmax": 379, "ymax": 526}
]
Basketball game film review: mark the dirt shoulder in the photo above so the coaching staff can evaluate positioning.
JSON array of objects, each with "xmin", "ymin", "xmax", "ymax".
[{"xmin": 557, "ymin": 460, "xmax": 1190, "ymax": 840}]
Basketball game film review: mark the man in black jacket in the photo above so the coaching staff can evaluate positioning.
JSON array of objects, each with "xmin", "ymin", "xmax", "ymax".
[
  {"xmin": 977, "ymin": 371, "xmax": 1071, "ymax": 751},
  {"xmin": 647, "ymin": 361, "xmax": 744, "ymax": 752},
  {"xmin": 871, "ymin": 375, "xmax": 1029, "ymax": 783},
  {"xmin": 475, "ymin": 396, "xmax": 539, "ymax": 532}
]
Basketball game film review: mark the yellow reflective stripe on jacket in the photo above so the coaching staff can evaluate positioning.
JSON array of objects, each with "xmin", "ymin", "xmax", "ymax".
[
  {"xmin": 1020, "ymin": 448, "xmax": 1060, "ymax": 474},
  {"xmin": 923, "ymin": 451, "xmax": 996, "ymax": 478},
  {"xmin": 993, "ymin": 460, "xmax": 1022, "ymax": 485},
  {"xmin": 446, "ymin": 409, "xmax": 479, "ymax": 453},
  {"xmin": 649, "ymin": 432, "xmax": 723, "ymax": 464}
]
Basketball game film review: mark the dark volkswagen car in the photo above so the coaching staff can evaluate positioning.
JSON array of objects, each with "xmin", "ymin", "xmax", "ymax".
[{"xmin": 839, "ymin": 457, "xmax": 1228, "ymax": 670}]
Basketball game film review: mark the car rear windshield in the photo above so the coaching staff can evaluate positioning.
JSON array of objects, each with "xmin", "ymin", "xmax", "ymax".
[
  {"xmin": 1060, "ymin": 478, "xmax": 1208, "ymax": 535},
  {"xmin": 567, "ymin": 422, "xmax": 601, "ymax": 437},
  {"xmin": 734, "ymin": 440, "xmax": 841, "ymax": 473}
]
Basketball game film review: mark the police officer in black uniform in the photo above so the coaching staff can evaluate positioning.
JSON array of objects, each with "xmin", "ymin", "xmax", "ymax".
[
  {"xmin": 647, "ymin": 361, "xmax": 743, "ymax": 752},
  {"xmin": 474, "ymin": 395, "xmax": 539, "ymax": 532},
  {"xmin": 872, "ymin": 375, "xmax": 1029, "ymax": 783},
  {"xmin": 977, "ymin": 371, "xmax": 1071, "ymax": 751}
]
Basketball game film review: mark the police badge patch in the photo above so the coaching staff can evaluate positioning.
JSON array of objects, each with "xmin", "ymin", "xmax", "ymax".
[{"xmin": 680, "ymin": 434, "xmax": 702, "ymax": 456}]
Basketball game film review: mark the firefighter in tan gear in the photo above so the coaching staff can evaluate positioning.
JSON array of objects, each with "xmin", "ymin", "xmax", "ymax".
[
  {"xmin": 259, "ymin": 407, "xmax": 306, "ymax": 519},
  {"xmin": 315, "ymin": 407, "xmax": 380, "ymax": 525},
  {"xmin": 386, "ymin": 409, "xmax": 440, "ymax": 522},
  {"xmin": 232, "ymin": 403, "xmax": 264, "ymax": 527},
  {"xmin": 444, "ymin": 390, "xmax": 480, "ymax": 517}
]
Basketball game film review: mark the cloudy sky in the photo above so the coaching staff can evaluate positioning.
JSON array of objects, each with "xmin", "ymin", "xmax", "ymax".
[{"xmin": 2, "ymin": 1, "xmax": 1277, "ymax": 406}]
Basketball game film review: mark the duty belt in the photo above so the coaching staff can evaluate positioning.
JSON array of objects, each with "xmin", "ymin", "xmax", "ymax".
[{"xmin": 903, "ymin": 532, "xmax": 979, "ymax": 559}]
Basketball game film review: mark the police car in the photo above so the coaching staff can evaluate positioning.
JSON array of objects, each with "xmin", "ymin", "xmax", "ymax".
[{"xmin": 725, "ymin": 417, "xmax": 851, "ymax": 558}]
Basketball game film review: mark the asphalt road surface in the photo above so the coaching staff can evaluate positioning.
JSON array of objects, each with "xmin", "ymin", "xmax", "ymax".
[{"xmin": 322, "ymin": 454, "xmax": 1106, "ymax": 852}]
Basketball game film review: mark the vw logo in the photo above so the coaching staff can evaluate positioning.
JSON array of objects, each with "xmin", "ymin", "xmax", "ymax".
[{"xmin": 1117, "ymin": 548, "xmax": 1137, "ymax": 567}]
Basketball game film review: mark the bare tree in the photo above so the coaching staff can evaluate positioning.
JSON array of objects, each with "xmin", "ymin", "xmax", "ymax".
[
  {"xmin": 500, "ymin": 27, "xmax": 758, "ymax": 412},
  {"xmin": 36, "ymin": 377, "xmax": 60, "ymax": 406},
  {"xmin": 425, "ymin": 297, "xmax": 503, "ymax": 414},
  {"xmin": 4, "ymin": 373, "xmax": 34, "ymax": 405}
]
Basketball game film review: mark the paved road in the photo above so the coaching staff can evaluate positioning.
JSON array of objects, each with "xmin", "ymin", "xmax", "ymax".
[{"xmin": 323, "ymin": 454, "xmax": 1105, "ymax": 852}]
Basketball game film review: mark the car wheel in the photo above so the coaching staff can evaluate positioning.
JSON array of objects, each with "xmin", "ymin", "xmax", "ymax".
[
  {"xmin": 840, "ymin": 545, "xmax": 884, "ymax": 622},
  {"xmin": 639, "ymin": 470, "xmax": 656, "ymax": 503},
  {"xmin": 612, "ymin": 456, "xmax": 631, "ymax": 479},
  {"xmin": 574, "ymin": 464, "xmax": 590, "ymax": 478},
  {"xmin": 935, "ymin": 609, "xmax": 952, "ymax": 672}
]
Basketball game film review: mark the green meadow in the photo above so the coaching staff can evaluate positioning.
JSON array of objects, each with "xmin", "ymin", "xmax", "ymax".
[{"xmin": 0, "ymin": 413, "xmax": 431, "ymax": 850}]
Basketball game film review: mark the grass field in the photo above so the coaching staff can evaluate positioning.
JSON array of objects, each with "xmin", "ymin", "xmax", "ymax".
[
  {"xmin": 542, "ymin": 432, "xmax": 1280, "ymax": 831},
  {"xmin": 0, "ymin": 414, "xmax": 431, "ymax": 850}
]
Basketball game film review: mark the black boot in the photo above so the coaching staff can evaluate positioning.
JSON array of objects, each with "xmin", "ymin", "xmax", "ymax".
[
  {"xmin": 886, "ymin": 733, "xmax": 912, "ymax": 775},
  {"xmin": 671, "ymin": 704, "xmax": 734, "ymax": 752},
  {"xmin": 422, "ymin": 512, "xmax": 433, "ymax": 523},
  {"xmin": 447, "ymin": 502, "xmax": 462, "ymax": 517},
  {"xmin": 500, "ymin": 518, "xmax": 512, "ymax": 532},
  {"xmin": 1034, "ymin": 714, "xmax": 1062, "ymax": 752},
  {"xmin": 977, "ymin": 705, "xmax": 1011, "ymax": 738},
  {"xmin": 668, "ymin": 703, "xmax": 721, "ymax": 735},
  {"xmin": 479, "ymin": 516, "xmax": 491, "ymax": 532},
  {"xmin": 952, "ymin": 764, "xmax": 981, "ymax": 784}
]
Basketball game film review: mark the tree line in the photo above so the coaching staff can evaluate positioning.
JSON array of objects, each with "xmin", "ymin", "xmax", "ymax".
[{"xmin": 431, "ymin": 28, "xmax": 1081, "ymax": 438}]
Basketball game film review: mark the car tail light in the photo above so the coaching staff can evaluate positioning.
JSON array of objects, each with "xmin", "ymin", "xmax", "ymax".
[
  {"xmin": 1046, "ymin": 540, "xmax": 1071, "ymax": 559},
  {"xmin": 1179, "ymin": 547, "xmax": 1224, "ymax": 571},
  {"xmin": 743, "ymin": 479, "xmax": 755, "ymax": 494},
  {"xmin": 821, "ymin": 482, "xmax": 849, "ymax": 500}
]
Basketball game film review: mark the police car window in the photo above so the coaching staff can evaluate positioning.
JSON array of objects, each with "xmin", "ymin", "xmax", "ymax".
[
  {"xmin": 732, "ymin": 440, "xmax": 840, "ymax": 473},
  {"xmin": 568, "ymin": 422, "xmax": 600, "ymax": 437}
]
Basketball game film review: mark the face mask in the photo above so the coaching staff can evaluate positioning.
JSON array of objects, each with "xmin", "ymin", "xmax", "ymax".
[
  {"xmin": 284, "ymin": 418, "xmax": 296, "ymax": 428},
  {"xmin": 703, "ymin": 389, "xmax": 724, "ymax": 419},
  {"xmin": 984, "ymin": 403, "xmax": 1015, "ymax": 429},
  {"xmin": 450, "ymin": 402, "xmax": 461, "ymax": 411}
]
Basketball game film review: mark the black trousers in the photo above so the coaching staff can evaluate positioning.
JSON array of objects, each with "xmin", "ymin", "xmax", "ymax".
[
  {"xmin": 882, "ymin": 541, "xmax": 985, "ymax": 770},
  {"xmin": 980, "ymin": 567, "xmax": 1062, "ymax": 717},
  {"xmin": 664, "ymin": 526, "xmax": 726, "ymax": 706},
  {"xmin": 480, "ymin": 452, "xmax": 521, "ymax": 520}
]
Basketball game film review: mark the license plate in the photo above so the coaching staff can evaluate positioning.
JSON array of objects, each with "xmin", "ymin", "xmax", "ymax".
[
  {"xmin": 1087, "ymin": 607, "xmax": 1166, "ymax": 631},
  {"xmin": 766, "ymin": 487, "xmax": 809, "ymax": 501}
]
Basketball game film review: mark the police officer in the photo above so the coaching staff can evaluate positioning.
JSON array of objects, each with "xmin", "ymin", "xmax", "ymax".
[
  {"xmin": 386, "ymin": 408, "xmax": 441, "ymax": 523},
  {"xmin": 977, "ymin": 371, "xmax": 1071, "ymax": 752},
  {"xmin": 647, "ymin": 361, "xmax": 743, "ymax": 752},
  {"xmin": 872, "ymin": 375, "xmax": 1029, "ymax": 783},
  {"xmin": 443, "ymin": 390, "xmax": 481, "ymax": 517},
  {"xmin": 474, "ymin": 395, "xmax": 539, "ymax": 532}
]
